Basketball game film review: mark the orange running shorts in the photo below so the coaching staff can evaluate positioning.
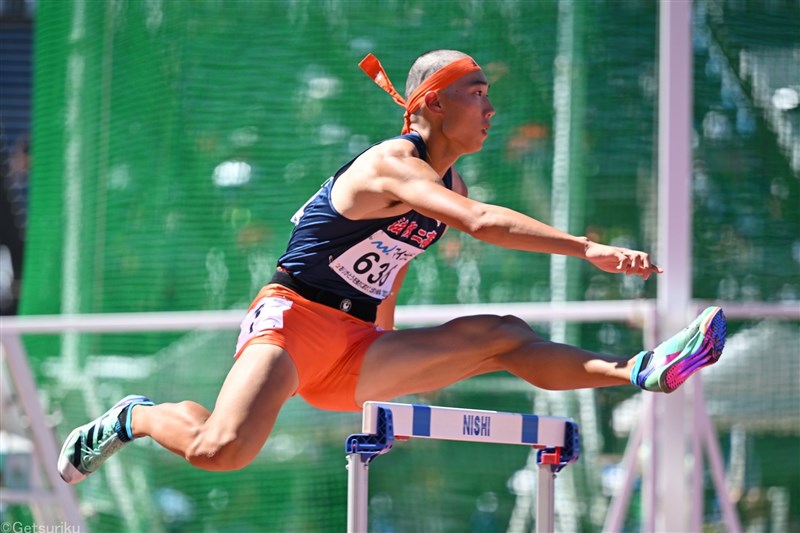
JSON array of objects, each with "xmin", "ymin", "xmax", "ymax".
[{"xmin": 234, "ymin": 284, "xmax": 386, "ymax": 411}]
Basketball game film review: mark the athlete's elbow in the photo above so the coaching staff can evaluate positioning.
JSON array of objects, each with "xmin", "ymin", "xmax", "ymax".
[{"xmin": 464, "ymin": 209, "xmax": 502, "ymax": 241}]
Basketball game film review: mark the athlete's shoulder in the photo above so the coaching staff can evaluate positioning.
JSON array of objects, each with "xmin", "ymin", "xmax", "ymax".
[
  {"xmin": 367, "ymin": 135, "xmax": 422, "ymax": 161},
  {"xmin": 351, "ymin": 135, "xmax": 434, "ymax": 181}
]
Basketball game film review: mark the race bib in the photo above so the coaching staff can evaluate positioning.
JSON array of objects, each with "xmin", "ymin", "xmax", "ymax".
[{"xmin": 329, "ymin": 230, "xmax": 423, "ymax": 299}]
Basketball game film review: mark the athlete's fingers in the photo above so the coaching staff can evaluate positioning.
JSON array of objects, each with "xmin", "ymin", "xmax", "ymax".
[{"xmin": 641, "ymin": 261, "xmax": 663, "ymax": 280}]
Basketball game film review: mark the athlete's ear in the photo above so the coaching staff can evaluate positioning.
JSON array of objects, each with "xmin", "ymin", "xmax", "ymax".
[{"xmin": 424, "ymin": 91, "xmax": 444, "ymax": 114}]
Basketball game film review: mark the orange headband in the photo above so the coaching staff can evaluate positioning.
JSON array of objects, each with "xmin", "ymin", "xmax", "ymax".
[{"xmin": 359, "ymin": 53, "xmax": 482, "ymax": 134}]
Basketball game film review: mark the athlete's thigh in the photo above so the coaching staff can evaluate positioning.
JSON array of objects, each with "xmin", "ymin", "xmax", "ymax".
[
  {"xmin": 204, "ymin": 343, "xmax": 299, "ymax": 458},
  {"xmin": 355, "ymin": 314, "xmax": 529, "ymax": 405}
]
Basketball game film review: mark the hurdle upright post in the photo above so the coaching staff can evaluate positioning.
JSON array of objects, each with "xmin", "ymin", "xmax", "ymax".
[
  {"xmin": 345, "ymin": 401, "xmax": 580, "ymax": 533},
  {"xmin": 345, "ymin": 404, "xmax": 396, "ymax": 532},
  {"xmin": 536, "ymin": 463, "xmax": 555, "ymax": 532},
  {"xmin": 345, "ymin": 452, "xmax": 369, "ymax": 532}
]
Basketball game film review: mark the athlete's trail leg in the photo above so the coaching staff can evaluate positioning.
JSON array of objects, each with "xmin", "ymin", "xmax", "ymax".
[{"xmin": 133, "ymin": 344, "xmax": 299, "ymax": 471}]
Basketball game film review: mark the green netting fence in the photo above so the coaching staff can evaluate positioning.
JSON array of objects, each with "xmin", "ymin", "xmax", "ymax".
[{"xmin": 11, "ymin": 0, "xmax": 799, "ymax": 531}]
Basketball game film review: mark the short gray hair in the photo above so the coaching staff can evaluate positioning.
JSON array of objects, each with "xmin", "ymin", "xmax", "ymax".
[{"xmin": 404, "ymin": 49, "xmax": 470, "ymax": 100}]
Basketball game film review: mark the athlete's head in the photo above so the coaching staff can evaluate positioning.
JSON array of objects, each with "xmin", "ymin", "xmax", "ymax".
[
  {"xmin": 405, "ymin": 50, "xmax": 493, "ymax": 153},
  {"xmin": 404, "ymin": 49, "xmax": 472, "ymax": 100},
  {"xmin": 359, "ymin": 50, "xmax": 492, "ymax": 151}
]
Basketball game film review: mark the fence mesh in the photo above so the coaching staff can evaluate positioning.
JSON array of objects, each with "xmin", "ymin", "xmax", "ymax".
[{"xmin": 12, "ymin": 0, "xmax": 799, "ymax": 531}]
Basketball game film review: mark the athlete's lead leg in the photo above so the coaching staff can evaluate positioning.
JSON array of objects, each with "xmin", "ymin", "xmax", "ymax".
[
  {"xmin": 355, "ymin": 314, "xmax": 632, "ymax": 405},
  {"xmin": 355, "ymin": 307, "xmax": 726, "ymax": 405}
]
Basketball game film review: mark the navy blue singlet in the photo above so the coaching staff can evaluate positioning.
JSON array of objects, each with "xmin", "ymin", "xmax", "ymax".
[{"xmin": 278, "ymin": 132, "xmax": 452, "ymax": 305}]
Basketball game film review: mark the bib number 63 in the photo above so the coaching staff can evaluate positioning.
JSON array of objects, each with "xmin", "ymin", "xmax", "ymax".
[{"xmin": 353, "ymin": 252, "xmax": 398, "ymax": 287}]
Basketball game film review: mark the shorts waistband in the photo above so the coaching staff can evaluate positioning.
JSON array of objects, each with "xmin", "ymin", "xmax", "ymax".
[{"xmin": 271, "ymin": 268, "xmax": 378, "ymax": 323}]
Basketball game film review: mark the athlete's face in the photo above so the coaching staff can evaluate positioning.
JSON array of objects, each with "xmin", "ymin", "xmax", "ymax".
[{"xmin": 437, "ymin": 69, "xmax": 494, "ymax": 154}]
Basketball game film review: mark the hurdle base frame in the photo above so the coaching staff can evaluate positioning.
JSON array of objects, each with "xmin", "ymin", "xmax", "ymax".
[{"xmin": 345, "ymin": 402, "xmax": 580, "ymax": 533}]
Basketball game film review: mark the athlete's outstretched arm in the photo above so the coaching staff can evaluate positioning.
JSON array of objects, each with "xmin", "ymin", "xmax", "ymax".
[{"xmin": 374, "ymin": 155, "xmax": 662, "ymax": 279}]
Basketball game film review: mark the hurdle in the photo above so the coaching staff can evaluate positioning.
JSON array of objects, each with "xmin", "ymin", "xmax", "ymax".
[{"xmin": 345, "ymin": 401, "xmax": 580, "ymax": 533}]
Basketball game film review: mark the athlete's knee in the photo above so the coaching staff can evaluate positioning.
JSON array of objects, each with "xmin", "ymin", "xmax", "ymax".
[
  {"xmin": 453, "ymin": 314, "xmax": 540, "ymax": 352},
  {"xmin": 185, "ymin": 427, "xmax": 254, "ymax": 471},
  {"xmin": 180, "ymin": 404, "xmax": 259, "ymax": 472},
  {"xmin": 498, "ymin": 314, "xmax": 536, "ymax": 333},
  {"xmin": 163, "ymin": 401, "xmax": 244, "ymax": 471},
  {"xmin": 486, "ymin": 314, "xmax": 537, "ymax": 340}
]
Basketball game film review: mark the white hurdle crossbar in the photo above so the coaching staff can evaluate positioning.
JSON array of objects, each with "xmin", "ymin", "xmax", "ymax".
[{"xmin": 345, "ymin": 401, "xmax": 580, "ymax": 533}]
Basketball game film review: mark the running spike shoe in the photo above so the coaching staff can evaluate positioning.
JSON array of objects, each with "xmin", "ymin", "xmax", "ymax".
[
  {"xmin": 631, "ymin": 306, "xmax": 726, "ymax": 393},
  {"xmin": 58, "ymin": 395, "xmax": 153, "ymax": 484}
]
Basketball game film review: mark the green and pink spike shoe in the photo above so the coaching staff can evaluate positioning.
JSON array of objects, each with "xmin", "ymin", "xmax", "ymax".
[{"xmin": 631, "ymin": 306, "xmax": 726, "ymax": 393}]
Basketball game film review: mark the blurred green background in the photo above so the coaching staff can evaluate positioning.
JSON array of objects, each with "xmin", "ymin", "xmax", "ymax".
[{"xmin": 1, "ymin": 0, "xmax": 797, "ymax": 531}]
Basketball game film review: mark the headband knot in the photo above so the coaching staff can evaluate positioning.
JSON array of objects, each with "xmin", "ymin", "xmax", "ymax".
[{"xmin": 359, "ymin": 53, "xmax": 481, "ymax": 134}]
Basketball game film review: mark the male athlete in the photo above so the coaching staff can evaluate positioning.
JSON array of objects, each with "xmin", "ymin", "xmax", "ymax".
[{"xmin": 59, "ymin": 50, "xmax": 726, "ymax": 482}]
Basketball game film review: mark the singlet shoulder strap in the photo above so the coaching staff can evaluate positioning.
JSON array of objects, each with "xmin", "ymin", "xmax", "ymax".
[
  {"xmin": 400, "ymin": 131, "xmax": 428, "ymax": 161},
  {"xmin": 398, "ymin": 132, "xmax": 453, "ymax": 188}
]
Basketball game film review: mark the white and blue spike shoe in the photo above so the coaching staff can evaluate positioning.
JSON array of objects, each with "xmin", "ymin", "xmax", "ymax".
[{"xmin": 57, "ymin": 395, "xmax": 154, "ymax": 484}]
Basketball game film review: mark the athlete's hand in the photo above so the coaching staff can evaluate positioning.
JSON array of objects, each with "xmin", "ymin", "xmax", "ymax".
[{"xmin": 584, "ymin": 241, "xmax": 663, "ymax": 280}]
